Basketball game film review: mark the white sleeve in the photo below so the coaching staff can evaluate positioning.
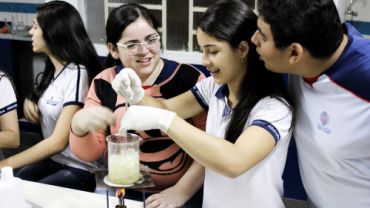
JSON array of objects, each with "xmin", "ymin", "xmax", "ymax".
[
  {"xmin": 62, "ymin": 66, "xmax": 89, "ymax": 107},
  {"xmin": 191, "ymin": 76, "xmax": 219, "ymax": 110},
  {"xmin": 248, "ymin": 97, "xmax": 292, "ymax": 143},
  {"xmin": 0, "ymin": 75, "xmax": 17, "ymax": 115}
]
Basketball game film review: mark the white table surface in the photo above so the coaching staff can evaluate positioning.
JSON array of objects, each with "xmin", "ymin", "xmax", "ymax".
[{"xmin": 22, "ymin": 180, "xmax": 143, "ymax": 208}]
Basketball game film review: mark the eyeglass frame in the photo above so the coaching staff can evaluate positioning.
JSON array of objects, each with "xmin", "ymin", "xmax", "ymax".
[{"xmin": 116, "ymin": 35, "xmax": 161, "ymax": 56}]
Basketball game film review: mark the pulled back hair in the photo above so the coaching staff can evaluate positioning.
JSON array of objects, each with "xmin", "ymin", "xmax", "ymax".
[
  {"xmin": 257, "ymin": 0, "xmax": 343, "ymax": 58},
  {"xmin": 30, "ymin": 1, "xmax": 102, "ymax": 102},
  {"xmin": 104, "ymin": 3, "xmax": 160, "ymax": 68},
  {"xmin": 197, "ymin": 0, "xmax": 292, "ymax": 143}
]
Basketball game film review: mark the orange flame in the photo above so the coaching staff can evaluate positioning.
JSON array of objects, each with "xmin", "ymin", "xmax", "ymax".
[{"xmin": 116, "ymin": 188, "xmax": 126, "ymax": 198}]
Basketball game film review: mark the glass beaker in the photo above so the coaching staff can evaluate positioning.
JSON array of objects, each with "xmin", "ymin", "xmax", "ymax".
[{"xmin": 106, "ymin": 134, "xmax": 142, "ymax": 185}]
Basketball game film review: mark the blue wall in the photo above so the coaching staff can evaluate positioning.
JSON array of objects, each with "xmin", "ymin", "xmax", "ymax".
[
  {"xmin": 350, "ymin": 20, "xmax": 370, "ymax": 36},
  {"xmin": 0, "ymin": 2, "xmax": 38, "ymax": 13},
  {"xmin": 0, "ymin": 39, "xmax": 13, "ymax": 75}
]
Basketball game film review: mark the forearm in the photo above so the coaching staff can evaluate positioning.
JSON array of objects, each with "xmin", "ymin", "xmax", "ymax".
[
  {"xmin": 0, "ymin": 130, "xmax": 20, "ymax": 149},
  {"xmin": 1, "ymin": 136, "xmax": 67, "ymax": 169},
  {"xmin": 139, "ymin": 95, "xmax": 167, "ymax": 109},
  {"xmin": 69, "ymin": 89, "xmax": 112, "ymax": 161},
  {"xmin": 167, "ymin": 116, "xmax": 255, "ymax": 178},
  {"xmin": 69, "ymin": 130, "xmax": 107, "ymax": 162},
  {"xmin": 1, "ymin": 105, "xmax": 81, "ymax": 169},
  {"xmin": 140, "ymin": 91, "xmax": 204, "ymax": 120},
  {"xmin": 0, "ymin": 110, "xmax": 20, "ymax": 148},
  {"xmin": 173, "ymin": 161, "xmax": 204, "ymax": 199}
]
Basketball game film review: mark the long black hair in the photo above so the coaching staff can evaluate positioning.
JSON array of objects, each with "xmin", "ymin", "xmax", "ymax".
[
  {"xmin": 29, "ymin": 1, "xmax": 102, "ymax": 102},
  {"xmin": 197, "ymin": 0, "xmax": 293, "ymax": 143},
  {"xmin": 104, "ymin": 3, "xmax": 160, "ymax": 68}
]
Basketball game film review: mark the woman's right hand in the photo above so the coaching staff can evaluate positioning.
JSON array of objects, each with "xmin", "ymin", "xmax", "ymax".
[
  {"xmin": 112, "ymin": 68, "xmax": 144, "ymax": 104},
  {"xmin": 23, "ymin": 98, "xmax": 40, "ymax": 123},
  {"xmin": 70, "ymin": 106, "xmax": 114, "ymax": 137}
]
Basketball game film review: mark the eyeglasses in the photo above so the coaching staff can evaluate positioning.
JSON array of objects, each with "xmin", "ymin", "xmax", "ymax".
[{"xmin": 116, "ymin": 35, "xmax": 160, "ymax": 56}]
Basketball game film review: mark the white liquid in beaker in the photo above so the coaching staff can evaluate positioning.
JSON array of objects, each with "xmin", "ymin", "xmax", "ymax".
[{"xmin": 108, "ymin": 149, "xmax": 140, "ymax": 185}]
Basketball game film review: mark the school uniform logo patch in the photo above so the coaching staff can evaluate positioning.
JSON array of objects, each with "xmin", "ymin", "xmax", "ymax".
[
  {"xmin": 318, "ymin": 111, "xmax": 331, "ymax": 134},
  {"xmin": 46, "ymin": 96, "xmax": 63, "ymax": 106}
]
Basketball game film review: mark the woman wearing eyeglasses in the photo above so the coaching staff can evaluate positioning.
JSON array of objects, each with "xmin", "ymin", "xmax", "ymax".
[{"xmin": 69, "ymin": 3, "xmax": 207, "ymax": 207}]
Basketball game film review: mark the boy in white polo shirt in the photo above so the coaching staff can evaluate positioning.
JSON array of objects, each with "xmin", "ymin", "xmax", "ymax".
[{"xmin": 252, "ymin": 0, "xmax": 370, "ymax": 207}]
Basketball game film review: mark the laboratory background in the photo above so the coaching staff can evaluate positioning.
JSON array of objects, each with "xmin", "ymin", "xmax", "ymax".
[{"xmin": 0, "ymin": 0, "xmax": 369, "ymax": 207}]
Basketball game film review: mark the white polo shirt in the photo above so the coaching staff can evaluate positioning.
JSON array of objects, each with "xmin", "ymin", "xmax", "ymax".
[
  {"xmin": 0, "ymin": 73, "xmax": 17, "ymax": 116},
  {"xmin": 289, "ymin": 23, "xmax": 370, "ymax": 208},
  {"xmin": 38, "ymin": 63, "xmax": 99, "ymax": 171},
  {"xmin": 0, "ymin": 72, "xmax": 17, "ymax": 159},
  {"xmin": 191, "ymin": 77, "xmax": 292, "ymax": 208}
]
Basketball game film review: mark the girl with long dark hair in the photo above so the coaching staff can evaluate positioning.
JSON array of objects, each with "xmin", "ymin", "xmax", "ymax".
[
  {"xmin": 114, "ymin": 0, "xmax": 294, "ymax": 207},
  {"xmin": 0, "ymin": 1, "xmax": 102, "ymax": 192}
]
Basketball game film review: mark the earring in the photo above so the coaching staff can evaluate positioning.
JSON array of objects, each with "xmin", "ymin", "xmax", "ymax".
[{"xmin": 241, "ymin": 57, "xmax": 246, "ymax": 63}]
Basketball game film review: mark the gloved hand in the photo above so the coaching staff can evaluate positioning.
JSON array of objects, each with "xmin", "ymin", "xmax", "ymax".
[
  {"xmin": 71, "ymin": 106, "xmax": 114, "ymax": 136},
  {"xmin": 120, "ymin": 106, "xmax": 176, "ymax": 133},
  {"xmin": 112, "ymin": 68, "xmax": 144, "ymax": 104}
]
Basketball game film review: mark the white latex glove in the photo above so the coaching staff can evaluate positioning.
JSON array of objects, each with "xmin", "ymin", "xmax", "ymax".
[
  {"xmin": 120, "ymin": 105, "xmax": 176, "ymax": 133},
  {"xmin": 112, "ymin": 68, "xmax": 144, "ymax": 104},
  {"xmin": 71, "ymin": 106, "xmax": 114, "ymax": 136}
]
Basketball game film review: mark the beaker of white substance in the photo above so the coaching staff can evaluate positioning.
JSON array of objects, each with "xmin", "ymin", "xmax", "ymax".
[{"xmin": 106, "ymin": 134, "xmax": 142, "ymax": 185}]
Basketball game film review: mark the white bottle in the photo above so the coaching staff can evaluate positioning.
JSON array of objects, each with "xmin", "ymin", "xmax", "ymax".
[{"xmin": 0, "ymin": 166, "xmax": 28, "ymax": 208}]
